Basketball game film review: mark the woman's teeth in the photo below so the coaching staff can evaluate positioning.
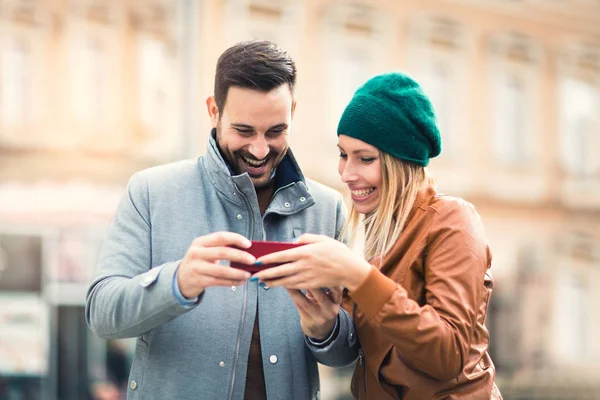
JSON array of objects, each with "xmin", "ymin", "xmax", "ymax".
[{"xmin": 351, "ymin": 188, "xmax": 375, "ymax": 198}]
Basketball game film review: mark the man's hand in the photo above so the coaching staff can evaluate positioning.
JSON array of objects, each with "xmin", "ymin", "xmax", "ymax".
[
  {"xmin": 177, "ymin": 232, "xmax": 255, "ymax": 299},
  {"xmin": 287, "ymin": 287, "xmax": 342, "ymax": 341}
]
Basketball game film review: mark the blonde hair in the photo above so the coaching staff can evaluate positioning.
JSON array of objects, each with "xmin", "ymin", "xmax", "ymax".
[{"xmin": 343, "ymin": 152, "xmax": 431, "ymax": 261}]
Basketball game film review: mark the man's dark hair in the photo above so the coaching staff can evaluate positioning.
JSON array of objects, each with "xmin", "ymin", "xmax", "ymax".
[{"xmin": 214, "ymin": 40, "xmax": 297, "ymax": 114}]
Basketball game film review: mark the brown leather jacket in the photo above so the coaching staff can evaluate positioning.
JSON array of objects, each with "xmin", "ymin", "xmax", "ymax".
[{"xmin": 343, "ymin": 186, "xmax": 502, "ymax": 399}]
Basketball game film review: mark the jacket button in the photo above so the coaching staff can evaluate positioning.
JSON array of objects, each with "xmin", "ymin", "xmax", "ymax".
[
  {"xmin": 130, "ymin": 381, "xmax": 137, "ymax": 390},
  {"xmin": 236, "ymin": 214, "xmax": 243, "ymax": 220},
  {"xmin": 299, "ymin": 197, "xmax": 306, "ymax": 202},
  {"xmin": 269, "ymin": 355, "xmax": 278, "ymax": 364},
  {"xmin": 219, "ymin": 361, "xmax": 225, "ymax": 367},
  {"xmin": 231, "ymin": 286, "xmax": 237, "ymax": 291},
  {"xmin": 284, "ymin": 202, "xmax": 291, "ymax": 208},
  {"xmin": 315, "ymin": 390, "xmax": 320, "ymax": 400}
]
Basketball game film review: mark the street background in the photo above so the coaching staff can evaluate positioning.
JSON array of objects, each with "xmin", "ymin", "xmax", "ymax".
[{"xmin": 0, "ymin": 0, "xmax": 599, "ymax": 399}]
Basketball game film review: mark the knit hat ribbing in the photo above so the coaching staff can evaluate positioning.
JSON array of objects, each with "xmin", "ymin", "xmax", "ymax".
[{"xmin": 337, "ymin": 72, "xmax": 442, "ymax": 166}]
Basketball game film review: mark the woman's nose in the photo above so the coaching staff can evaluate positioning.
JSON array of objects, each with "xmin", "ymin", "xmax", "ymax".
[{"xmin": 340, "ymin": 164, "xmax": 357, "ymax": 183}]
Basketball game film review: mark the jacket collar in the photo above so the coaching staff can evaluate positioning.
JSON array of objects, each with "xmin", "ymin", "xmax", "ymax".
[
  {"xmin": 202, "ymin": 130, "xmax": 314, "ymax": 214},
  {"xmin": 405, "ymin": 184, "xmax": 437, "ymax": 225}
]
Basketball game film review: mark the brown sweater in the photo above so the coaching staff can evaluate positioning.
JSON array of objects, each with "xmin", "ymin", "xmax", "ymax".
[{"xmin": 344, "ymin": 186, "xmax": 502, "ymax": 400}]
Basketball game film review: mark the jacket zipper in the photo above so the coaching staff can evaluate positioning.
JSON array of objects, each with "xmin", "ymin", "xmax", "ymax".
[
  {"xmin": 228, "ymin": 190, "xmax": 255, "ymax": 400},
  {"xmin": 353, "ymin": 303, "xmax": 367, "ymax": 399},
  {"xmin": 228, "ymin": 181, "xmax": 297, "ymax": 397}
]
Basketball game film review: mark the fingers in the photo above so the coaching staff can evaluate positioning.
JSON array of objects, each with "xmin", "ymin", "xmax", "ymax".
[
  {"xmin": 326, "ymin": 287, "xmax": 343, "ymax": 304},
  {"xmin": 256, "ymin": 235, "xmax": 330, "ymax": 264},
  {"xmin": 193, "ymin": 232, "xmax": 252, "ymax": 249},
  {"xmin": 189, "ymin": 245, "xmax": 256, "ymax": 265},
  {"xmin": 177, "ymin": 258, "xmax": 250, "ymax": 298},
  {"xmin": 198, "ymin": 275, "xmax": 248, "ymax": 287},
  {"xmin": 287, "ymin": 289, "xmax": 313, "ymax": 310},
  {"xmin": 286, "ymin": 289, "xmax": 340, "ymax": 340},
  {"xmin": 305, "ymin": 288, "xmax": 341, "ymax": 305},
  {"xmin": 305, "ymin": 289, "xmax": 326, "ymax": 303},
  {"xmin": 311, "ymin": 287, "xmax": 342, "ymax": 304},
  {"xmin": 252, "ymin": 263, "xmax": 300, "ymax": 282},
  {"xmin": 258, "ymin": 275, "xmax": 307, "ymax": 289},
  {"xmin": 254, "ymin": 267, "xmax": 321, "ymax": 290},
  {"xmin": 295, "ymin": 233, "xmax": 329, "ymax": 245},
  {"xmin": 197, "ymin": 262, "xmax": 251, "ymax": 281},
  {"xmin": 255, "ymin": 246, "xmax": 306, "ymax": 266},
  {"xmin": 287, "ymin": 289, "xmax": 322, "ymax": 317}
]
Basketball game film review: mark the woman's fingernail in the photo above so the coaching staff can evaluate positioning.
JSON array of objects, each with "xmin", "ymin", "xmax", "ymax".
[
  {"xmin": 249, "ymin": 276, "xmax": 259, "ymax": 282},
  {"xmin": 259, "ymin": 282, "xmax": 266, "ymax": 288},
  {"xmin": 253, "ymin": 261, "xmax": 262, "ymax": 266}
]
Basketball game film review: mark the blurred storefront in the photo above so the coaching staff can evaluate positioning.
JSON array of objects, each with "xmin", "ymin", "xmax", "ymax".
[{"xmin": 0, "ymin": 182, "xmax": 131, "ymax": 400}]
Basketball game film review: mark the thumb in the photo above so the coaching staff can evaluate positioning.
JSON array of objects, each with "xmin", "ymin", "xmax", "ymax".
[{"xmin": 295, "ymin": 233, "xmax": 327, "ymax": 245}]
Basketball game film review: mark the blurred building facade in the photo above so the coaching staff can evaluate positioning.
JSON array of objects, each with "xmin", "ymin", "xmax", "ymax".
[{"xmin": 0, "ymin": 0, "xmax": 599, "ymax": 399}]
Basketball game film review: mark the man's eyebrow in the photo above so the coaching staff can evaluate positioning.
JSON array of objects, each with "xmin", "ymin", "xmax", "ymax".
[
  {"xmin": 268, "ymin": 123, "xmax": 288, "ymax": 130},
  {"xmin": 230, "ymin": 123, "xmax": 288, "ymax": 131},
  {"xmin": 231, "ymin": 123, "xmax": 254, "ymax": 129}
]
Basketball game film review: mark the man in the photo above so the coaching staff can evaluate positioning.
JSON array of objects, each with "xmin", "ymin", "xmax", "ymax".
[{"xmin": 86, "ymin": 40, "xmax": 357, "ymax": 400}]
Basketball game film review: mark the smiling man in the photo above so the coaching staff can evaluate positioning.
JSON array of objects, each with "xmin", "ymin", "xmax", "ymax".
[{"xmin": 86, "ymin": 40, "xmax": 357, "ymax": 400}]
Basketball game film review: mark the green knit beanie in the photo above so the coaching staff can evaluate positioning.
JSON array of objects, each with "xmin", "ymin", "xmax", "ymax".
[{"xmin": 337, "ymin": 72, "xmax": 441, "ymax": 166}]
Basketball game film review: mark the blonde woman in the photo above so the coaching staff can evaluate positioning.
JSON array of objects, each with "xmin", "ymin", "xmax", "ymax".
[{"xmin": 253, "ymin": 73, "xmax": 503, "ymax": 399}]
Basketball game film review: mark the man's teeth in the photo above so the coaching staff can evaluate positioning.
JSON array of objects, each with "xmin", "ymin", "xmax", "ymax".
[
  {"xmin": 243, "ymin": 156, "xmax": 267, "ymax": 167},
  {"xmin": 351, "ymin": 188, "xmax": 375, "ymax": 197}
]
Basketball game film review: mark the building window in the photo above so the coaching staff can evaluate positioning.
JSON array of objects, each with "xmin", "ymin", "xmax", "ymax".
[
  {"xmin": 408, "ymin": 16, "xmax": 466, "ymax": 159},
  {"xmin": 1, "ymin": 37, "xmax": 34, "ymax": 127},
  {"xmin": 224, "ymin": 0, "xmax": 302, "ymax": 51},
  {"xmin": 71, "ymin": 35, "xmax": 108, "ymax": 126},
  {"xmin": 323, "ymin": 3, "xmax": 386, "ymax": 145},
  {"xmin": 489, "ymin": 33, "xmax": 539, "ymax": 167},
  {"xmin": 559, "ymin": 78, "xmax": 599, "ymax": 179},
  {"xmin": 555, "ymin": 269, "xmax": 590, "ymax": 362},
  {"xmin": 132, "ymin": 3, "xmax": 178, "ymax": 158},
  {"xmin": 245, "ymin": 0, "xmax": 284, "ymax": 43},
  {"xmin": 493, "ymin": 73, "xmax": 526, "ymax": 164},
  {"xmin": 138, "ymin": 35, "xmax": 167, "ymax": 138},
  {"xmin": 553, "ymin": 231, "xmax": 598, "ymax": 363},
  {"xmin": 328, "ymin": 47, "xmax": 371, "ymax": 135},
  {"xmin": 558, "ymin": 43, "xmax": 600, "ymax": 184},
  {"xmin": 421, "ymin": 61, "xmax": 453, "ymax": 150}
]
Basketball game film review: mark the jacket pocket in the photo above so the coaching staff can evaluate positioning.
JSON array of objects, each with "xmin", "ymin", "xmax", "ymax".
[{"xmin": 127, "ymin": 338, "xmax": 149, "ymax": 399}]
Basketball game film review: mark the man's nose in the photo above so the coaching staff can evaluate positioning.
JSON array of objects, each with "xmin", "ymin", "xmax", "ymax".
[{"xmin": 249, "ymin": 136, "xmax": 270, "ymax": 160}]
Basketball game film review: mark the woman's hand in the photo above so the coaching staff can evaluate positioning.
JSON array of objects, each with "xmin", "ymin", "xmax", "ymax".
[{"xmin": 252, "ymin": 234, "xmax": 371, "ymax": 291}]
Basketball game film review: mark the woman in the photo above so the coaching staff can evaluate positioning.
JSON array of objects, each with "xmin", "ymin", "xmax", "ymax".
[{"xmin": 253, "ymin": 72, "xmax": 502, "ymax": 399}]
